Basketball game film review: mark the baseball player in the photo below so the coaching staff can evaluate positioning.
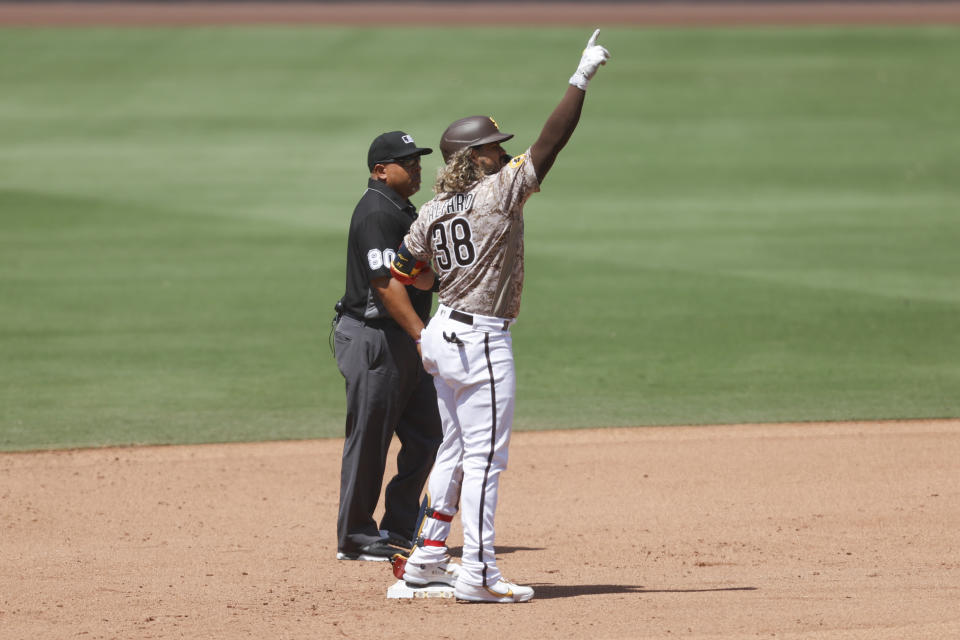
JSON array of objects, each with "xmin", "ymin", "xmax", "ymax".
[{"xmin": 390, "ymin": 30, "xmax": 611, "ymax": 602}]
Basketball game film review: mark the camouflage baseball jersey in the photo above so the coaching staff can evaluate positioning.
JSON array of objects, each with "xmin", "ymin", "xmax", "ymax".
[{"xmin": 404, "ymin": 149, "xmax": 541, "ymax": 319}]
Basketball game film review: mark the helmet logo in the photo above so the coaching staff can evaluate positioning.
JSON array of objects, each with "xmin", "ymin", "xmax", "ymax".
[{"xmin": 489, "ymin": 117, "xmax": 499, "ymax": 130}]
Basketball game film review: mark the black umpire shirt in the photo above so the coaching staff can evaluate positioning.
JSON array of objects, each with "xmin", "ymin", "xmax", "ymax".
[{"xmin": 341, "ymin": 179, "xmax": 432, "ymax": 325}]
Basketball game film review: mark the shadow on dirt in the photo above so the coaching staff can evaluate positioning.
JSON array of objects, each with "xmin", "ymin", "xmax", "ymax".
[
  {"xmin": 530, "ymin": 584, "xmax": 757, "ymax": 599},
  {"xmin": 447, "ymin": 545, "xmax": 545, "ymax": 557}
]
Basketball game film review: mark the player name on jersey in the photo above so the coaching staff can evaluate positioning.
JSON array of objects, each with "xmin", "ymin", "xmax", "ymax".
[
  {"xmin": 424, "ymin": 192, "xmax": 476, "ymax": 223},
  {"xmin": 444, "ymin": 193, "xmax": 475, "ymax": 214}
]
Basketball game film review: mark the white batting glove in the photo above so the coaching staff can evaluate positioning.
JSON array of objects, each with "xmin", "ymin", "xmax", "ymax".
[{"xmin": 569, "ymin": 29, "xmax": 611, "ymax": 91}]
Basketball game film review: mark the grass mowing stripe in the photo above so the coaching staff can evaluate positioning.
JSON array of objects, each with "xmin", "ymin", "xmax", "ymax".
[{"xmin": 1, "ymin": 26, "xmax": 957, "ymax": 449}]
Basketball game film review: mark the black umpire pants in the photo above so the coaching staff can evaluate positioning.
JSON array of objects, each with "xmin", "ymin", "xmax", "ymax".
[{"xmin": 334, "ymin": 314, "xmax": 442, "ymax": 553}]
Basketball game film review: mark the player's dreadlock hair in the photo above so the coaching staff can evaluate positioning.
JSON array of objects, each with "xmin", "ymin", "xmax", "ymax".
[{"xmin": 433, "ymin": 148, "xmax": 485, "ymax": 195}]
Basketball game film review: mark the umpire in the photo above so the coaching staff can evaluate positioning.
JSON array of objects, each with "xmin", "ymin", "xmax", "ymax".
[{"xmin": 332, "ymin": 131, "xmax": 442, "ymax": 561}]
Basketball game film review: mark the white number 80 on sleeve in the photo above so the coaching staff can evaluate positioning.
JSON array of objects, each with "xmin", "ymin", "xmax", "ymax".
[{"xmin": 367, "ymin": 248, "xmax": 397, "ymax": 271}]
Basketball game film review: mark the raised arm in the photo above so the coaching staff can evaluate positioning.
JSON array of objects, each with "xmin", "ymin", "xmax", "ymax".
[{"xmin": 530, "ymin": 29, "xmax": 611, "ymax": 182}]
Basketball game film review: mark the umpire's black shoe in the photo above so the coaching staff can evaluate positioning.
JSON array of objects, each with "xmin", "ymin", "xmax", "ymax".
[
  {"xmin": 336, "ymin": 539, "xmax": 405, "ymax": 562},
  {"xmin": 383, "ymin": 531, "xmax": 414, "ymax": 551}
]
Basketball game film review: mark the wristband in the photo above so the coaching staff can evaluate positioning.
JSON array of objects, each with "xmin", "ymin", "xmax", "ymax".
[{"xmin": 569, "ymin": 71, "xmax": 590, "ymax": 91}]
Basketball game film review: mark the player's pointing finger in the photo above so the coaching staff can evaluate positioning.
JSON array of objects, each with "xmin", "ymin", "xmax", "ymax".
[{"xmin": 587, "ymin": 28, "xmax": 600, "ymax": 48}]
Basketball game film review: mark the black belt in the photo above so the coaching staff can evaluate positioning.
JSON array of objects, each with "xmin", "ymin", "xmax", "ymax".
[
  {"xmin": 450, "ymin": 309, "xmax": 510, "ymax": 331},
  {"xmin": 341, "ymin": 313, "xmax": 399, "ymax": 330}
]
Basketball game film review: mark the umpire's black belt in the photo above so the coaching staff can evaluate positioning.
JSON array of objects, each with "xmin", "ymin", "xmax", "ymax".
[
  {"xmin": 340, "ymin": 313, "xmax": 400, "ymax": 331},
  {"xmin": 449, "ymin": 309, "xmax": 511, "ymax": 331}
]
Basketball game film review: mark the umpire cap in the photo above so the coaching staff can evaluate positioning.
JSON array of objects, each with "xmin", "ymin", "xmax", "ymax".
[
  {"xmin": 439, "ymin": 116, "xmax": 514, "ymax": 163},
  {"xmin": 367, "ymin": 131, "xmax": 433, "ymax": 171}
]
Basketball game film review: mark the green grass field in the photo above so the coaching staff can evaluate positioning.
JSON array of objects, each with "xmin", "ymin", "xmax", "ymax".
[{"xmin": 1, "ymin": 26, "xmax": 958, "ymax": 450}]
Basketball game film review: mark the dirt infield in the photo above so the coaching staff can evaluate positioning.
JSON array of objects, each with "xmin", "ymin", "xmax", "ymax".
[
  {"xmin": 3, "ymin": 420, "xmax": 959, "ymax": 639},
  {"xmin": 3, "ymin": 3, "xmax": 959, "ymax": 638},
  {"xmin": 3, "ymin": 1, "xmax": 960, "ymax": 26}
]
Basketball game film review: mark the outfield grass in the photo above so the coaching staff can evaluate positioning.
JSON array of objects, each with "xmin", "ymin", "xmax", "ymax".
[{"xmin": 1, "ymin": 26, "xmax": 958, "ymax": 450}]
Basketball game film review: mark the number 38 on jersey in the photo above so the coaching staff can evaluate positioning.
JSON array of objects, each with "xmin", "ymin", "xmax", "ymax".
[{"xmin": 432, "ymin": 217, "xmax": 477, "ymax": 271}]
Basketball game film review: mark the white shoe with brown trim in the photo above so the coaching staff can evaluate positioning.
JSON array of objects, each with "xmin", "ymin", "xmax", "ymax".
[{"xmin": 454, "ymin": 578, "xmax": 534, "ymax": 603}]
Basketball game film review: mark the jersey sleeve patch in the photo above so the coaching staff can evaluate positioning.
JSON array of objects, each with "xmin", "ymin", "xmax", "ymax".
[{"xmin": 508, "ymin": 154, "xmax": 527, "ymax": 169}]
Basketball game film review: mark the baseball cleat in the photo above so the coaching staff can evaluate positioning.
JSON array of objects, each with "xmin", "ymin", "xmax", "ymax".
[
  {"xmin": 454, "ymin": 578, "xmax": 534, "ymax": 603},
  {"xmin": 381, "ymin": 531, "xmax": 414, "ymax": 551},
  {"xmin": 336, "ymin": 539, "xmax": 404, "ymax": 562},
  {"xmin": 403, "ymin": 557, "xmax": 461, "ymax": 587}
]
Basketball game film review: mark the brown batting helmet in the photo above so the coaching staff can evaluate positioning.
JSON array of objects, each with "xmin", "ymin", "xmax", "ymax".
[{"xmin": 439, "ymin": 116, "xmax": 514, "ymax": 163}]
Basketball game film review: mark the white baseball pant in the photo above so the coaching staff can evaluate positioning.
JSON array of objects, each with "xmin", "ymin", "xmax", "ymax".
[{"xmin": 409, "ymin": 304, "xmax": 516, "ymax": 587}]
